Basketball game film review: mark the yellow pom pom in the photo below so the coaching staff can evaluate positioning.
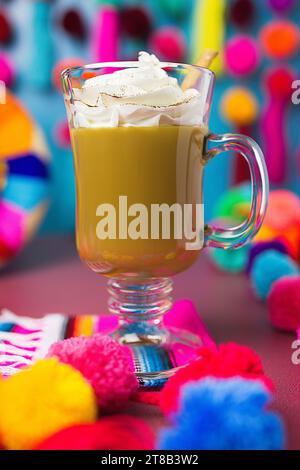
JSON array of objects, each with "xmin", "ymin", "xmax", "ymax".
[
  {"xmin": 221, "ymin": 87, "xmax": 259, "ymax": 126},
  {"xmin": 0, "ymin": 358, "xmax": 97, "ymax": 450}
]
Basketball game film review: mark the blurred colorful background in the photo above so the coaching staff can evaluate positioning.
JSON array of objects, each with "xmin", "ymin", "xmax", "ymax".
[{"xmin": 1, "ymin": 0, "xmax": 300, "ymax": 247}]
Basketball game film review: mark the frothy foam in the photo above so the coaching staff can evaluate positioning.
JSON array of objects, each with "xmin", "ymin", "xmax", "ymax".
[{"xmin": 72, "ymin": 52, "xmax": 204, "ymax": 128}]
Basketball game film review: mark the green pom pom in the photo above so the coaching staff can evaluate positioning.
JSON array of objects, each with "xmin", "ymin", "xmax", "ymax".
[
  {"xmin": 210, "ymin": 245, "xmax": 250, "ymax": 273},
  {"xmin": 159, "ymin": 0, "xmax": 186, "ymax": 18},
  {"xmin": 215, "ymin": 184, "xmax": 251, "ymax": 224}
]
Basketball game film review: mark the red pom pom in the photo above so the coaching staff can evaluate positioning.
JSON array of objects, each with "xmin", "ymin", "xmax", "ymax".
[
  {"xmin": 265, "ymin": 66, "xmax": 295, "ymax": 98},
  {"xmin": 35, "ymin": 415, "xmax": 155, "ymax": 450},
  {"xmin": 0, "ymin": 52, "xmax": 14, "ymax": 87},
  {"xmin": 160, "ymin": 343, "xmax": 274, "ymax": 416},
  {"xmin": 61, "ymin": 8, "xmax": 86, "ymax": 40},
  {"xmin": 48, "ymin": 334, "xmax": 138, "ymax": 412},
  {"xmin": 229, "ymin": 0, "xmax": 256, "ymax": 28},
  {"xmin": 149, "ymin": 27, "xmax": 186, "ymax": 62},
  {"xmin": 121, "ymin": 6, "xmax": 152, "ymax": 39},
  {"xmin": 0, "ymin": 10, "xmax": 13, "ymax": 45},
  {"xmin": 268, "ymin": 276, "xmax": 300, "ymax": 332}
]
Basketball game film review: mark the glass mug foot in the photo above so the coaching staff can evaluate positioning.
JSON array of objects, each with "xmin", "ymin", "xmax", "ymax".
[{"xmin": 108, "ymin": 278, "xmax": 201, "ymax": 389}]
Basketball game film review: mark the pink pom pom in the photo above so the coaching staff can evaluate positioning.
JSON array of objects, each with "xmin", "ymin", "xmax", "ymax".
[
  {"xmin": 48, "ymin": 334, "xmax": 138, "ymax": 412},
  {"xmin": 55, "ymin": 120, "xmax": 71, "ymax": 148},
  {"xmin": 149, "ymin": 27, "xmax": 186, "ymax": 62},
  {"xmin": 225, "ymin": 35, "xmax": 260, "ymax": 76},
  {"xmin": 268, "ymin": 276, "xmax": 300, "ymax": 332},
  {"xmin": 0, "ymin": 52, "xmax": 14, "ymax": 87}
]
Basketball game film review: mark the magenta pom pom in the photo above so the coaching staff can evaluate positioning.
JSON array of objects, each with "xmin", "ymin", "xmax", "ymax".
[
  {"xmin": 48, "ymin": 334, "xmax": 138, "ymax": 412},
  {"xmin": 225, "ymin": 35, "xmax": 260, "ymax": 76},
  {"xmin": 268, "ymin": 0, "xmax": 294, "ymax": 13},
  {"xmin": 0, "ymin": 53, "xmax": 14, "ymax": 87},
  {"xmin": 268, "ymin": 276, "xmax": 300, "ymax": 332},
  {"xmin": 149, "ymin": 27, "xmax": 186, "ymax": 62}
]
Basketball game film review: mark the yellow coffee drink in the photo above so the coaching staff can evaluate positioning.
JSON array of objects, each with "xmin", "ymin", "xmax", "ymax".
[{"xmin": 71, "ymin": 125, "xmax": 207, "ymax": 278}]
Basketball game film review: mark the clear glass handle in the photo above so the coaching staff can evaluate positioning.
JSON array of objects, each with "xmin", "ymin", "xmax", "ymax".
[{"xmin": 204, "ymin": 133, "xmax": 269, "ymax": 249}]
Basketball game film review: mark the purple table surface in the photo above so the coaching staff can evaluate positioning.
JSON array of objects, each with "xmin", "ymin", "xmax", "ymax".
[{"xmin": 1, "ymin": 235, "xmax": 299, "ymax": 449}]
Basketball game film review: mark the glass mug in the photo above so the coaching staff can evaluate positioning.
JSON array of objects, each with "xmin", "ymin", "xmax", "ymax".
[{"xmin": 62, "ymin": 62, "xmax": 268, "ymax": 387}]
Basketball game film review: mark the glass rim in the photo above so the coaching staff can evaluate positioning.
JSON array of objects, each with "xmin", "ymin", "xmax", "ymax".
[{"xmin": 61, "ymin": 61, "xmax": 215, "ymax": 81}]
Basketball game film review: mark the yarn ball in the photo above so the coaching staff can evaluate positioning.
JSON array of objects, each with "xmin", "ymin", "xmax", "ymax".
[
  {"xmin": 0, "ymin": 52, "xmax": 14, "ymax": 87},
  {"xmin": 224, "ymin": 35, "xmax": 260, "ymax": 76},
  {"xmin": 0, "ymin": 10, "xmax": 13, "ymax": 45},
  {"xmin": 159, "ymin": 378, "xmax": 285, "ymax": 450},
  {"xmin": 52, "ymin": 58, "xmax": 84, "ymax": 90},
  {"xmin": 221, "ymin": 87, "xmax": 259, "ymax": 126},
  {"xmin": 268, "ymin": 0, "xmax": 295, "ymax": 13},
  {"xmin": 60, "ymin": 8, "xmax": 86, "ymax": 40},
  {"xmin": 55, "ymin": 120, "xmax": 71, "ymax": 148},
  {"xmin": 121, "ymin": 6, "xmax": 152, "ymax": 39},
  {"xmin": 214, "ymin": 184, "xmax": 251, "ymax": 222},
  {"xmin": 160, "ymin": 343, "xmax": 273, "ymax": 416},
  {"xmin": 265, "ymin": 66, "xmax": 295, "ymax": 98},
  {"xmin": 260, "ymin": 21, "xmax": 299, "ymax": 59},
  {"xmin": 264, "ymin": 190, "xmax": 300, "ymax": 231},
  {"xmin": 210, "ymin": 245, "xmax": 250, "ymax": 273},
  {"xmin": 229, "ymin": 0, "xmax": 255, "ymax": 28},
  {"xmin": 159, "ymin": 0, "xmax": 186, "ymax": 19},
  {"xmin": 48, "ymin": 334, "xmax": 138, "ymax": 412},
  {"xmin": 250, "ymin": 250, "xmax": 299, "ymax": 301},
  {"xmin": 0, "ymin": 358, "xmax": 97, "ymax": 450},
  {"xmin": 149, "ymin": 27, "xmax": 186, "ymax": 62},
  {"xmin": 268, "ymin": 276, "xmax": 300, "ymax": 332},
  {"xmin": 35, "ymin": 415, "xmax": 155, "ymax": 450},
  {"xmin": 246, "ymin": 240, "xmax": 288, "ymax": 274}
]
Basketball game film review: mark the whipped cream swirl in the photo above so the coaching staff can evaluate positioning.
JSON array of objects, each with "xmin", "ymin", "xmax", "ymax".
[{"xmin": 72, "ymin": 52, "xmax": 204, "ymax": 128}]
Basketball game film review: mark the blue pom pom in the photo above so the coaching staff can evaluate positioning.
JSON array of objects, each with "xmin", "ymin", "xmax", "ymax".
[
  {"xmin": 210, "ymin": 245, "xmax": 250, "ymax": 273},
  {"xmin": 158, "ymin": 378, "xmax": 285, "ymax": 450},
  {"xmin": 250, "ymin": 250, "xmax": 299, "ymax": 301}
]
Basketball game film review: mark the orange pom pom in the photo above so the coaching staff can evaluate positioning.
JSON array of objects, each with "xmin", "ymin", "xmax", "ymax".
[
  {"xmin": 260, "ymin": 20, "xmax": 299, "ymax": 59},
  {"xmin": 221, "ymin": 87, "xmax": 259, "ymax": 126}
]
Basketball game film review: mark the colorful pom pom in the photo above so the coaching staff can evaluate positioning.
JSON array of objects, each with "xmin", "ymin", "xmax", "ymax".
[
  {"xmin": 0, "ymin": 52, "xmax": 14, "ymax": 87},
  {"xmin": 268, "ymin": 276, "xmax": 300, "ymax": 332},
  {"xmin": 121, "ymin": 6, "xmax": 152, "ymax": 39},
  {"xmin": 52, "ymin": 58, "xmax": 84, "ymax": 90},
  {"xmin": 225, "ymin": 35, "xmax": 260, "ymax": 76},
  {"xmin": 214, "ymin": 184, "xmax": 251, "ymax": 222},
  {"xmin": 48, "ymin": 334, "xmax": 138, "ymax": 412},
  {"xmin": 246, "ymin": 240, "xmax": 288, "ymax": 274},
  {"xmin": 264, "ymin": 190, "xmax": 300, "ymax": 232},
  {"xmin": 60, "ymin": 8, "xmax": 86, "ymax": 41},
  {"xmin": 260, "ymin": 20, "xmax": 299, "ymax": 59},
  {"xmin": 229, "ymin": 0, "xmax": 255, "ymax": 28},
  {"xmin": 268, "ymin": 0, "xmax": 295, "ymax": 13},
  {"xmin": 149, "ymin": 27, "xmax": 186, "ymax": 62},
  {"xmin": 159, "ymin": 378, "xmax": 284, "ymax": 450},
  {"xmin": 250, "ymin": 250, "xmax": 299, "ymax": 301},
  {"xmin": 160, "ymin": 343, "xmax": 273, "ymax": 417},
  {"xmin": 0, "ymin": 10, "xmax": 13, "ymax": 45},
  {"xmin": 35, "ymin": 415, "xmax": 155, "ymax": 450},
  {"xmin": 221, "ymin": 87, "xmax": 259, "ymax": 126},
  {"xmin": 0, "ymin": 358, "xmax": 97, "ymax": 450},
  {"xmin": 210, "ymin": 245, "xmax": 250, "ymax": 273}
]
